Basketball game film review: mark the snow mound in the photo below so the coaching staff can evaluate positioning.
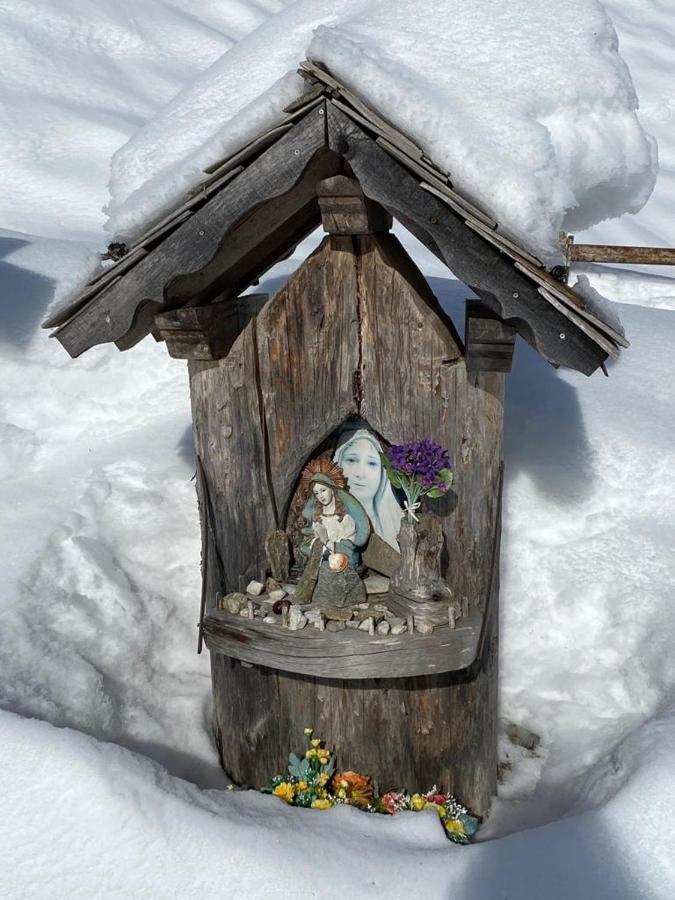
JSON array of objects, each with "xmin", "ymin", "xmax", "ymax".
[
  {"xmin": 107, "ymin": 0, "xmax": 657, "ymax": 264},
  {"xmin": 3, "ymin": 706, "xmax": 675, "ymax": 898}
]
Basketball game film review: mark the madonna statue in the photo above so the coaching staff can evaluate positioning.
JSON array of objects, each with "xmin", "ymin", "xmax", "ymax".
[
  {"xmin": 296, "ymin": 458, "xmax": 370, "ymax": 607},
  {"xmin": 333, "ymin": 428, "xmax": 403, "ymax": 551}
]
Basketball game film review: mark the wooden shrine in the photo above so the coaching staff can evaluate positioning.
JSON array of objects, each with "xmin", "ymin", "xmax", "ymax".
[{"xmin": 44, "ymin": 61, "xmax": 627, "ymax": 819}]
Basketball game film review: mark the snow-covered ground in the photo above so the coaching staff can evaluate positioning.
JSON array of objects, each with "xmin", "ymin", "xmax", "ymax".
[{"xmin": 1, "ymin": 1, "xmax": 675, "ymax": 897}]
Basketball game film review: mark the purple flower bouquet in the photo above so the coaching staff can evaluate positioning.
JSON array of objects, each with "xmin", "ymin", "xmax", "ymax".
[{"xmin": 381, "ymin": 439, "xmax": 454, "ymax": 524}]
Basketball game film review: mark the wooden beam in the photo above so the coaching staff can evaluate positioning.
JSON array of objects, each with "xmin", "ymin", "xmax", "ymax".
[
  {"xmin": 465, "ymin": 301, "xmax": 516, "ymax": 373},
  {"xmin": 317, "ymin": 175, "xmax": 392, "ymax": 234},
  {"xmin": 154, "ymin": 294, "xmax": 269, "ymax": 361},
  {"xmin": 53, "ymin": 104, "xmax": 329, "ymax": 358},
  {"xmin": 568, "ymin": 241, "xmax": 675, "ymax": 265},
  {"xmin": 326, "ymin": 103, "xmax": 608, "ymax": 375}
]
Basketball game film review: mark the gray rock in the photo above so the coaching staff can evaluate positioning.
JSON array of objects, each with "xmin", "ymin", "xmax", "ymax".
[
  {"xmin": 287, "ymin": 605, "xmax": 307, "ymax": 631},
  {"xmin": 322, "ymin": 607, "xmax": 353, "ymax": 622},
  {"xmin": 345, "ymin": 620, "xmax": 360, "ymax": 629},
  {"xmin": 304, "ymin": 608, "xmax": 324, "ymax": 625},
  {"xmin": 265, "ymin": 576, "xmax": 282, "ymax": 593},
  {"xmin": 376, "ymin": 620, "xmax": 390, "ymax": 635},
  {"xmin": 364, "ymin": 574, "xmax": 390, "ymax": 595},
  {"xmin": 239, "ymin": 608, "xmax": 250, "ymax": 618},
  {"xmin": 262, "ymin": 615, "xmax": 278, "ymax": 625},
  {"xmin": 506, "ymin": 724, "xmax": 541, "ymax": 752},
  {"xmin": 281, "ymin": 582, "xmax": 296, "ymax": 595},
  {"xmin": 353, "ymin": 608, "xmax": 385, "ymax": 624},
  {"xmin": 268, "ymin": 588, "xmax": 287, "ymax": 603},
  {"xmin": 358, "ymin": 617, "xmax": 375, "ymax": 633},
  {"xmin": 313, "ymin": 560, "xmax": 366, "ymax": 608},
  {"xmin": 326, "ymin": 620, "xmax": 346, "ymax": 633},
  {"xmin": 221, "ymin": 592, "xmax": 247, "ymax": 615},
  {"xmin": 391, "ymin": 623, "xmax": 407, "ymax": 635},
  {"xmin": 415, "ymin": 620, "xmax": 434, "ymax": 635},
  {"xmin": 246, "ymin": 580, "xmax": 264, "ymax": 597},
  {"xmin": 385, "ymin": 616, "xmax": 405, "ymax": 629}
]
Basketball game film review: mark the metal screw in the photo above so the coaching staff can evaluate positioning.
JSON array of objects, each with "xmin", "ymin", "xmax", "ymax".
[
  {"xmin": 512, "ymin": 291, "xmax": 519, "ymax": 299},
  {"xmin": 318, "ymin": 108, "xmax": 324, "ymax": 116},
  {"xmin": 430, "ymin": 216, "xmax": 438, "ymax": 224},
  {"xmin": 294, "ymin": 148, "xmax": 300, "ymax": 156},
  {"xmin": 559, "ymin": 332, "xmax": 566, "ymax": 340},
  {"xmin": 198, "ymin": 229, "xmax": 204, "ymax": 236}
]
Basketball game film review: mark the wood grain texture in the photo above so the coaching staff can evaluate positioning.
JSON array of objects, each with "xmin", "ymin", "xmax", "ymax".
[
  {"xmin": 326, "ymin": 103, "xmax": 608, "ymax": 375},
  {"xmin": 54, "ymin": 105, "xmax": 329, "ymax": 357},
  {"xmin": 189, "ymin": 321, "xmax": 277, "ymax": 591},
  {"xmin": 203, "ymin": 604, "xmax": 481, "ymax": 678},
  {"xmin": 255, "ymin": 235, "xmax": 360, "ymax": 521}
]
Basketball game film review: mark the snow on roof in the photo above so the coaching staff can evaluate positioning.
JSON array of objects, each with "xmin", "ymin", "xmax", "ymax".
[{"xmin": 106, "ymin": 0, "xmax": 657, "ymax": 266}]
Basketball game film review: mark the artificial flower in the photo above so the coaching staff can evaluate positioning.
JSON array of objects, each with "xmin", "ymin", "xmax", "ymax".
[
  {"xmin": 332, "ymin": 771, "xmax": 374, "ymax": 809},
  {"xmin": 310, "ymin": 738, "xmax": 321, "ymax": 748},
  {"xmin": 303, "ymin": 727, "xmax": 313, "ymax": 736},
  {"xmin": 311, "ymin": 798, "xmax": 333, "ymax": 809},
  {"xmin": 410, "ymin": 793, "xmax": 427, "ymax": 811},
  {"xmin": 272, "ymin": 782, "xmax": 294, "ymax": 803}
]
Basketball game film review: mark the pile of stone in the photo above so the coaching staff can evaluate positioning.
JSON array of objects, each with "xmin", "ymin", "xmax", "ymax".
[{"xmin": 218, "ymin": 578, "xmax": 442, "ymax": 636}]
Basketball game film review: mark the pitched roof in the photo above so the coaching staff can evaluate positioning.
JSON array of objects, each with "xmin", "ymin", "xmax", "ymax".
[{"xmin": 44, "ymin": 62, "xmax": 628, "ymax": 374}]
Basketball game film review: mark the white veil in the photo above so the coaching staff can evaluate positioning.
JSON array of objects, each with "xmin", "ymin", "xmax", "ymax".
[{"xmin": 333, "ymin": 429, "xmax": 403, "ymax": 551}]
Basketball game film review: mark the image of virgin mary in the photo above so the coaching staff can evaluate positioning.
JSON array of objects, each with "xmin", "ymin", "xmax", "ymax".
[{"xmin": 333, "ymin": 428, "xmax": 403, "ymax": 551}]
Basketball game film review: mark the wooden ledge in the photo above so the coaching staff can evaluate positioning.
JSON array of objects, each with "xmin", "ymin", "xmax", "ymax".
[{"xmin": 202, "ymin": 605, "xmax": 483, "ymax": 679}]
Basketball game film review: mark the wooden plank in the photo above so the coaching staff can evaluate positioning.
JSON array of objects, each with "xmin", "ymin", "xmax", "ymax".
[
  {"xmin": 326, "ymin": 103, "xmax": 608, "ymax": 375},
  {"xmin": 465, "ymin": 301, "xmax": 516, "ymax": 373},
  {"xmin": 283, "ymin": 83, "xmax": 325, "ymax": 114},
  {"xmin": 202, "ymin": 123, "xmax": 293, "ymax": 176},
  {"xmin": 569, "ymin": 243, "xmax": 675, "ymax": 265},
  {"xmin": 418, "ymin": 180, "xmax": 498, "ymax": 233},
  {"xmin": 464, "ymin": 218, "xmax": 544, "ymax": 269},
  {"xmin": 53, "ymin": 105, "xmax": 329, "ymax": 357},
  {"xmin": 513, "ymin": 261, "xmax": 629, "ymax": 348},
  {"xmin": 301, "ymin": 59, "xmax": 425, "ymax": 162},
  {"xmin": 536, "ymin": 286, "xmax": 620, "ymax": 359},
  {"xmin": 203, "ymin": 608, "xmax": 481, "ymax": 678},
  {"xmin": 376, "ymin": 137, "xmax": 452, "ymax": 187},
  {"xmin": 189, "ymin": 320, "xmax": 277, "ymax": 589}
]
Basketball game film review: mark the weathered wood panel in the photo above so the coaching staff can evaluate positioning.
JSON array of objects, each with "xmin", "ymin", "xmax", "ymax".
[
  {"xmin": 54, "ymin": 105, "xmax": 329, "ymax": 357},
  {"xmin": 203, "ymin": 605, "xmax": 481, "ymax": 678},
  {"xmin": 355, "ymin": 232, "xmax": 503, "ymax": 607},
  {"xmin": 326, "ymin": 103, "xmax": 608, "ymax": 375},
  {"xmin": 255, "ymin": 236, "xmax": 360, "ymax": 520},
  {"xmin": 189, "ymin": 321, "xmax": 277, "ymax": 592}
]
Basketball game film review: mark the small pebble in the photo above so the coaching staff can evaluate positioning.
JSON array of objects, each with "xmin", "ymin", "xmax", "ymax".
[
  {"xmin": 391, "ymin": 623, "xmax": 407, "ymax": 635},
  {"xmin": 326, "ymin": 620, "xmax": 346, "ymax": 632},
  {"xmin": 246, "ymin": 580, "xmax": 264, "ymax": 596},
  {"xmin": 376, "ymin": 620, "xmax": 390, "ymax": 636},
  {"xmin": 263, "ymin": 615, "xmax": 278, "ymax": 625},
  {"xmin": 222, "ymin": 592, "xmax": 247, "ymax": 615},
  {"xmin": 265, "ymin": 577, "xmax": 281, "ymax": 593},
  {"xmin": 358, "ymin": 617, "xmax": 374, "ymax": 632},
  {"xmin": 385, "ymin": 616, "xmax": 405, "ymax": 629},
  {"xmin": 415, "ymin": 621, "xmax": 434, "ymax": 635},
  {"xmin": 268, "ymin": 588, "xmax": 287, "ymax": 603},
  {"xmin": 345, "ymin": 620, "xmax": 359, "ymax": 629}
]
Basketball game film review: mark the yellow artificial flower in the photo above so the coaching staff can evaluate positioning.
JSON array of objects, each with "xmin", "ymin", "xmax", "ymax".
[
  {"xmin": 303, "ymin": 727, "xmax": 313, "ymax": 736},
  {"xmin": 311, "ymin": 798, "xmax": 333, "ymax": 809},
  {"xmin": 411, "ymin": 794, "xmax": 427, "ymax": 811},
  {"xmin": 318, "ymin": 749, "xmax": 331, "ymax": 763},
  {"xmin": 296, "ymin": 781, "xmax": 308, "ymax": 792},
  {"xmin": 444, "ymin": 818, "xmax": 466, "ymax": 836},
  {"xmin": 273, "ymin": 782, "xmax": 294, "ymax": 804},
  {"xmin": 429, "ymin": 803, "xmax": 447, "ymax": 818},
  {"xmin": 318, "ymin": 772, "xmax": 329, "ymax": 786},
  {"xmin": 310, "ymin": 738, "xmax": 321, "ymax": 748},
  {"xmin": 305, "ymin": 748, "xmax": 319, "ymax": 760}
]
